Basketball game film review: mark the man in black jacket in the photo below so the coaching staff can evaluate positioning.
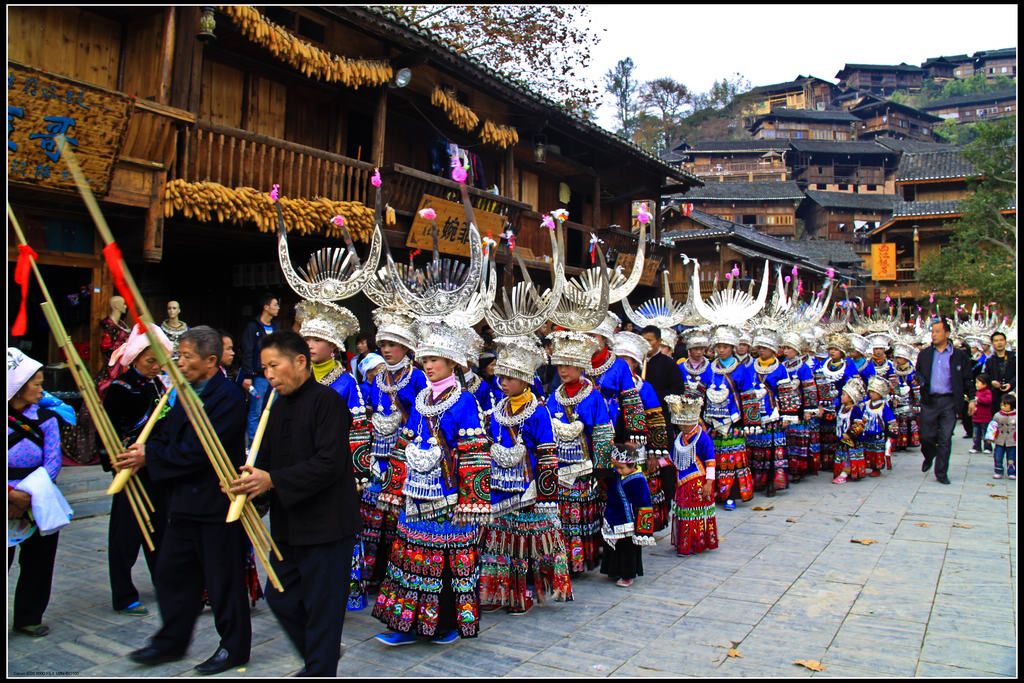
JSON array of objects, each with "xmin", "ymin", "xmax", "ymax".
[
  {"xmin": 229, "ymin": 330, "xmax": 360, "ymax": 677},
  {"xmin": 126, "ymin": 326, "xmax": 250, "ymax": 675},
  {"xmin": 984, "ymin": 331, "xmax": 1016, "ymax": 411},
  {"xmin": 915, "ymin": 320, "xmax": 976, "ymax": 485},
  {"xmin": 240, "ymin": 293, "xmax": 280, "ymax": 444}
]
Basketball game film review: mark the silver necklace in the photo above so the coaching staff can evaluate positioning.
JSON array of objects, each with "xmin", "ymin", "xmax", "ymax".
[
  {"xmin": 712, "ymin": 359, "xmax": 740, "ymax": 376},
  {"xmin": 415, "ymin": 385, "xmax": 461, "ymax": 418},
  {"xmin": 493, "ymin": 395, "xmax": 538, "ymax": 428},
  {"xmin": 377, "ymin": 362, "xmax": 413, "ymax": 396},
  {"xmin": 684, "ymin": 358, "xmax": 709, "ymax": 376},
  {"xmin": 555, "ymin": 379, "xmax": 593, "ymax": 408},
  {"xmin": 754, "ymin": 358, "xmax": 780, "ymax": 376},
  {"xmin": 589, "ymin": 351, "xmax": 615, "ymax": 377}
]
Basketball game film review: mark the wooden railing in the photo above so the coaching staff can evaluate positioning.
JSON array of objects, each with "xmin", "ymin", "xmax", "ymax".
[
  {"xmin": 689, "ymin": 161, "xmax": 785, "ymax": 175},
  {"xmin": 895, "ymin": 268, "xmax": 917, "ymax": 281},
  {"xmin": 176, "ymin": 120, "xmax": 375, "ymax": 203}
]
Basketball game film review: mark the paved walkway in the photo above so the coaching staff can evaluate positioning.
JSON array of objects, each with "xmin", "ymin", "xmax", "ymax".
[{"xmin": 8, "ymin": 437, "xmax": 1017, "ymax": 677}]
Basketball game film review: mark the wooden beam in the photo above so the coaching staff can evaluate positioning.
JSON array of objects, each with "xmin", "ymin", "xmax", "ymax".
[
  {"xmin": 371, "ymin": 87, "xmax": 388, "ymax": 169},
  {"xmin": 143, "ymin": 170, "xmax": 168, "ymax": 262},
  {"xmin": 157, "ymin": 6, "xmax": 177, "ymax": 105},
  {"xmin": 504, "ymin": 146, "xmax": 515, "ymax": 201},
  {"xmin": 593, "ymin": 175, "xmax": 601, "ymax": 229}
]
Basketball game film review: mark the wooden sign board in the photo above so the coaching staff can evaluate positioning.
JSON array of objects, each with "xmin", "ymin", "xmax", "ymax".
[
  {"xmin": 615, "ymin": 252, "xmax": 662, "ymax": 287},
  {"xmin": 871, "ymin": 243, "xmax": 897, "ymax": 281},
  {"xmin": 406, "ymin": 194, "xmax": 508, "ymax": 257},
  {"xmin": 7, "ymin": 61, "xmax": 134, "ymax": 195}
]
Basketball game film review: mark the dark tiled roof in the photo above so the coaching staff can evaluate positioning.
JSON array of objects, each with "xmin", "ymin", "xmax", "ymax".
[
  {"xmin": 895, "ymin": 150, "xmax": 977, "ymax": 182},
  {"xmin": 921, "ymin": 54, "xmax": 971, "ymax": 67},
  {"xmin": 849, "ymin": 99, "xmax": 942, "ymax": 122},
  {"xmin": 747, "ymin": 75, "xmax": 838, "ymax": 96},
  {"xmin": 920, "ymin": 88, "xmax": 1017, "ymax": 111},
  {"xmin": 790, "ymin": 239, "xmax": 864, "ymax": 266},
  {"xmin": 873, "ymin": 137, "xmax": 957, "ymax": 153},
  {"xmin": 891, "ymin": 199, "xmax": 963, "ymax": 218},
  {"xmin": 676, "ymin": 181, "xmax": 805, "ymax": 201},
  {"xmin": 837, "ymin": 63, "xmax": 925, "ymax": 76},
  {"xmin": 804, "ymin": 190, "xmax": 898, "ymax": 211},
  {"xmin": 678, "ymin": 140, "xmax": 792, "ymax": 153},
  {"xmin": 340, "ymin": 8, "xmax": 698, "ymax": 184},
  {"xmin": 751, "ymin": 108, "xmax": 859, "ymax": 124},
  {"xmin": 974, "ymin": 48, "xmax": 1017, "ymax": 60},
  {"xmin": 788, "ymin": 140, "xmax": 895, "ymax": 155}
]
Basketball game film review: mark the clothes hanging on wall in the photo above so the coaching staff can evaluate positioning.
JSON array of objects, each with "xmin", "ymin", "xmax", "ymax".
[{"xmin": 431, "ymin": 136, "xmax": 487, "ymax": 190}]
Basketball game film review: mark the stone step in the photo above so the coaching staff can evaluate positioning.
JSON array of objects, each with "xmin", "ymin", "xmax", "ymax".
[{"xmin": 55, "ymin": 464, "xmax": 116, "ymax": 519}]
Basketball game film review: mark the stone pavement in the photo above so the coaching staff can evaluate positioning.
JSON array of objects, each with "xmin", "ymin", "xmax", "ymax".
[{"xmin": 8, "ymin": 437, "xmax": 1017, "ymax": 677}]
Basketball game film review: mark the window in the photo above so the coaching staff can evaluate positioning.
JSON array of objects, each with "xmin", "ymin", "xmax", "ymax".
[
  {"xmin": 741, "ymin": 215, "xmax": 758, "ymax": 225},
  {"xmin": 978, "ymin": 109, "xmax": 986, "ymax": 117},
  {"xmin": 882, "ymin": 116, "xmax": 888, "ymax": 123},
  {"xmin": 922, "ymin": 128, "xmax": 929, "ymax": 135},
  {"xmin": 764, "ymin": 129, "xmax": 776, "ymax": 138},
  {"xmin": 1001, "ymin": 66, "xmax": 1008, "ymax": 73},
  {"xmin": 816, "ymin": 183, "xmax": 828, "ymax": 190},
  {"xmin": 838, "ymin": 184, "xmax": 849, "ymax": 191},
  {"xmin": 835, "ymin": 131, "xmax": 849, "ymax": 140},
  {"xmin": 792, "ymin": 131, "xmax": 804, "ymax": 139},
  {"xmin": 1006, "ymin": 106, "xmax": 1014, "ymax": 112},
  {"xmin": 867, "ymin": 184, "xmax": 877, "ymax": 191}
]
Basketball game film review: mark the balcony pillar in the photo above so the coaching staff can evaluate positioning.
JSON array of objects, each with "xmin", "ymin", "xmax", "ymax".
[{"xmin": 371, "ymin": 87, "xmax": 387, "ymax": 168}]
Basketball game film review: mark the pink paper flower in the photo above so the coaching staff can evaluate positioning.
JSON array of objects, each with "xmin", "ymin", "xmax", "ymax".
[
  {"xmin": 452, "ymin": 164, "xmax": 468, "ymax": 183},
  {"xmin": 371, "ymin": 168, "xmax": 382, "ymax": 187},
  {"xmin": 331, "ymin": 215, "xmax": 345, "ymax": 227},
  {"xmin": 826, "ymin": 268, "xmax": 835, "ymax": 278},
  {"xmin": 419, "ymin": 208, "xmax": 437, "ymax": 221},
  {"xmin": 270, "ymin": 184, "xmax": 280, "ymax": 202},
  {"xmin": 791, "ymin": 265, "xmax": 798, "ymax": 277},
  {"xmin": 637, "ymin": 203, "xmax": 652, "ymax": 224},
  {"xmin": 541, "ymin": 215, "xmax": 556, "ymax": 230},
  {"xmin": 929, "ymin": 293, "xmax": 935, "ymax": 303},
  {"xmin": 731, "ymin": 264, "xmax": 740, "ymax": 277},
  {"xmin": 885, "ymin": 296, "xmax": 891, "ymax": 304},
  {"xmin": 784, "ymin": 276, "xmax": 791, "ymax": 283},
  {"xmin": 725, "ymin": 272, "xmax": 733, "ymax": 280}
]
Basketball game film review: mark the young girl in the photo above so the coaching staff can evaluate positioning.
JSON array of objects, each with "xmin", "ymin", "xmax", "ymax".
[
  {"xmin": 890, "ymin": 344, "xmax": 921, "ymax": 451},
  {"xmin": 991, "ymin": 394, "xmax": 1016, "ymax": 480},
  {"xmin": 832, "ymin": 377, "xmax": 867, "ymax": 484},
  {"xmin": 817, "ymin": 334, "xmax": 860, "ymax": 479},
  {"xmin": 970, "ymin": 373, "xmax": 994, "ymax": 454},
  {"xmin": 664, "ymin": 395, "xmax": 718, "ymax": 556},
  {"xmin": 599, "ymin": 443, "xmax": 656, "ymax": 587},
  {"xmin": 862, "ymin": 377, "xmax": 898, "ymax": 476}
]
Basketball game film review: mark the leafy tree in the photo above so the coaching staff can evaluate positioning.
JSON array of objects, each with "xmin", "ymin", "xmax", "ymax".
[
  {"xmin": 934, "ymin": 72, "xmax": 1016, "ymax": 100},
  {"xmin": 604, "ymin": 57, "xmax": 643, "ymax": 138},
  {"xmin": 917, "ymin": 116, "xmax": 1016, "ymax": 311},
  {"xmin": 934, "ymin": 119, "xmax": 981, "ymax": 146},
  {"xmin": 384, "ymin": 5, "xmax": 602, "ymax": 111},
  {"xmin": 637, "ymin": 78, "xmax": 692, "ymax": 152}
]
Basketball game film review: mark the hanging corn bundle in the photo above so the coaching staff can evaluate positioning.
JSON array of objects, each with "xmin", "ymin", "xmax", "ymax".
[
  {"xmin": 480, "ymin": 120, "xmax": 519, "ymax": 149},
  {"xmin": 431, "ymin": 85, "xmax": 480, "ymax": 132}
]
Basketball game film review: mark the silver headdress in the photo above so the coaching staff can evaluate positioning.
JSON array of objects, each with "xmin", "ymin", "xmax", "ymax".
[
  {"xmin": 849, "ymin": 333, "xmax": 871, "ymax": 356},
  {"xmin": 622, "ymin": 271, "xmax": 690, "ymax": 330},
  {"xmin": 842, "ymin": 376, "xmax": 866, "ymax": 403},
  {"xmin": 613, "ymin": 331, "xmax": 650, "ymax": 365},
  {"xmin": 549, "ymin": 330, "xmax": 599, "ymax": 369},
  {"xmin": 296, "ymin": 300, "xmax": 359, "ymax": 349},
  {"xmin": 867, "ymin": 376, "xmax": 890, "ymax": 399},
  {"xmin": 712, "ymin": 324, "xmax": 742, "ymax": 348},
  {"xmin": 493, "ymin": 334, "xmax": 545, "ymax": 384},
  {"xmin": 849, "ymin": 300, "xmax": 902, "ymax": 336},
  {"xmin": 484, "ymin": 224, "xmax": 564, "ymax": 338},
  {"xmin": 611, "ymin": 442, "xmax": 646, "ymax": 465},
  {"xmin": 676, "ymin": 262, "xmax": 712, "ymax": 327},
  {"xmin": 866, "ymin": 333, "xmax": 892, "ymax": 350},
  {"xmin": 747, "ymin": 267, "xmax": 794, "ymax": 331},
  {"xmin": 691, "ymin": 259, "xmax": 770, "ymax": 328},
  {"xmin": 413, "ymin": 319, "xmax": 476, "ymax": 366},
  {"xmin": 954, "ymin": 304, "xmax": 1001, "ymax": 343},
  {"xmin": 372, "ymin": 307, "xmax": 418, "ymax": 350},
  {"xmin": 551, "ymin": 232, "xmax": 610, "ymax": 332},
  {"xmin": 660, "ymin": 328, "xmax": 678, "ymax": 351},
  {"xmin": 590, "ymin": 311, "xmax": 621, "ymax": 341},
  {"xmin": 565, "ymin": 222, "xmax": 645, "ymax": 305},
  {"xmin": 825, "ymin": 332, "xmax": 850, "ymax": 353},
  {"xmin": 682, "ymin": 325, "xmax": 712, "ymax": 349},
  {"xmin": 751, "ymin": 327, "xmax": 782, "ymax": 353},
  {"xmin": 665, "ymin": 394, "xmax": 703, "ymax": 426}
]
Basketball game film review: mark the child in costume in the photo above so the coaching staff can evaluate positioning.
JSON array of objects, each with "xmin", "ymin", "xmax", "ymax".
[
  {"xmin": 889, "ymin": 343, "xmax": 921, "ymax": 451},
  {"xmin": 664, "ymin": 395, "xmax": 718, "ymax": 556},
  {"xmin": 599, "ymin": 443, "xmax": 656, "ymax": 587},
  {"xmin": 862, "ymin": 377, "xmax": 898, "ymax": 476},
  {"xmin": 832, "ymin": 377, "xmax": 867, "ymax": 484}
]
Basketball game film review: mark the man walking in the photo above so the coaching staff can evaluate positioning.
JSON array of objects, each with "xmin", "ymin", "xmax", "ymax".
[
  {"xmin": 240, "ymin": 293, "xmax": 280, "ymax": 444},
  {"xmin": 229, "ymin": 331, "xmax": 361, "ymax": 677},
  {"xmin": 915, "ymin": 320, "xmax": 976, "ymax": 485},
  {"xmin": 984, "ymin": 331, "xmax": 1016, "ymax": 411}
]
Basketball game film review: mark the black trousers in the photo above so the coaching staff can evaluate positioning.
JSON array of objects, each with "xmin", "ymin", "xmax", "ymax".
[
  {"xmin": 266, "ymin": 536, "xmax": 355, "ymax": 677},
  {"xmin": 7, "ymin": 529, "xmax": 60, "ymax": 628},
  {"xmin": 150, "ymin": 517, "xmax": 251, "ymax": 659},
  {"xmin": 599, "ymin": 537, "xmax": 644, "ymax": 581},
  {"xmin": 109, "ymin": 470, "xmax": 167, "ymax": 610},
  {"xmin": 919, "ymin": 395, "xmax": 958, "ymax": 479},
  {"xmin": 960, "ymin": 402, "xmax": 973, "ymax": 437}
]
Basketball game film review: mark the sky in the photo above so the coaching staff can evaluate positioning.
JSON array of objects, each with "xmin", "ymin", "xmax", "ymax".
[{"xmin": 580, "ymin": 4, "xmax": 1019, "ymax": 132}]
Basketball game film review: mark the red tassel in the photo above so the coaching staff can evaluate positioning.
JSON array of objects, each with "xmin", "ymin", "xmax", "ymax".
[
  {"xmin": 102, "ymin": 242, "xmax": 142, "ymax": 327},
  {"xmin": 11, "ymin": 244, "xmax": 38, "ymax": 336}
]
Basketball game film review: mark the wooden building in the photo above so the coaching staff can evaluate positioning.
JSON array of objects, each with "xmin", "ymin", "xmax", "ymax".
[
  {"xmin": 849, "ymin": 99, "xmax": 941, "ymax": 142},
  {"xmin": 799, "ymin": 190, "xmax": 896, "ymax": 243},
  {"xmin": 835, "ymin": 63, "xmax": 925, "ymax": 96},
  {"xmin": 673, "ymin": 141, "xmax": 791, "ymax": 183},
  {"xmin": 747, "ymin": 108, "xmax": 859, "ymax": 142},
  {"xmin": 740, "ymin": 76, "xmax": 840, "ymax": 117},
  {"xmin": 973, "ymin": 48, "xmax": 1017, "ymax": 80},
  {"xmin": 920, "ymin": 54, "xmax": 972, "ymax": 81},
  {"xmin": 919, "ymin": 88, "xmax": 1017, "ymax": 123},
  {"xmin": 787, "ymin": 140, "xmax": 900, "ymax": 194},
  {"xmin": 8, "ymin": 5, "xmax": 698, "ymax": 374},
  {"xmin": 671, "ymin": 181, "xmax": 805, "ymax": 239}
]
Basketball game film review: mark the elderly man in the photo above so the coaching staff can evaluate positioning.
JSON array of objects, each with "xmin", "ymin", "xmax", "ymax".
[{"xmin": 915, "ymin": 320, "xmax": 976, "ymax": 485}]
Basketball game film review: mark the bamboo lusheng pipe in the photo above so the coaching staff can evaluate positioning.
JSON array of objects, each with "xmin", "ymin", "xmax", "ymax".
[
  {"xmin": 227, "ymin": 389, "xmax": 277, "ymax": 523},
  {"xmin": 10, "ymin": 204, "xmax": 157, "ymax": 551},
  {"xmin": 107, "ymin": 389, "xmax": 171, "ymax": 495},
  {"xmin": 58, "ymin": 143, "xmax": 284, "ymax": 590}
]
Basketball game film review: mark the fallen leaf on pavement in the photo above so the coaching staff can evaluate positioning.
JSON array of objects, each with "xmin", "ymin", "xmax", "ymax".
[
  {"xmin": 727, "ymin": 649, "xmax": 743, "ymax": 658},
  {"xmin": 785, "ymin": 518, "xmax": 798, "ymax": 523},
  {"xmin": 794, "ymin": 660, "xmax": 827, "ymax": 671},
  {"xmin": 952, "ymin": 523, "xmax": 973, "ymax": 529},
  {"xmin": 751, "ymin": 505, "xmax": 774, "ymax": 511},
  {"xmin": 990, "ymin": 494, "xmax": 1008, "ymax": 499},
  {"xmin": 850, "ymin": 538, "xmax": 878, "ymax": 545},
  {"xmin": 914, "ymin": 523, "xmax": 931, "ymax": 527},
  {"xmin": 986, "ymin": 483, "xmax": 995, "ymax": 487}
]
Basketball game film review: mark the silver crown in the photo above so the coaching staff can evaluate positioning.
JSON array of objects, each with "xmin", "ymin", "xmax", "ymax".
[
  {"xmin": 849, "ymin": 333, "xmax": 871, "ymax": 356},
  {"xmin": 866, "ymin": 333, "xmax": 892, "ymax": 350},
  {"xmin": 780, "ymin": 331, "xmax": 805, "ymax": 352},
  {"xmin": 738, "ymin": 326, "xmax": 753, "ymax": 347},
  {"xmin": 551, "ymin": 228, "xmax": 611, "ymax": 332},
  {"xmin": 665, "ymin": 394, "xmax": 703, "ymax": 425},
  {"xmin": 843, "ymin": 376, "xmax": 866, "ymax": 403},
  {"xmin": 751, "ymin": 327, "xmax": 782, "ymax": 353},
  {"xmin": 611, "ymin": 443, "xmax": 646, "ymax": 465},
  {"xmin": 825, "ymin": 332, "xmax": 850, "ymax": 353},
  {"xmin": 622, "ymin": 271, "xmax": 690, "ymax": 330},
  {"xmin": 373, "ymin": 307, "xmax": 418, "ymax": 350},
  {"xmin": 893, "ymin": 342, "xmax": 916, "ymax": 361},
  {"xmin": 590, "ymin": 311, "xmax": 621, "ymax": 340},
  {"xmin": 485, "ymin": 226, "xmax": 564, "ymax": 338},
  {"xmin": 867, "ymin": 376, "xmax": 890, "ymax": 399},
  {"xmin": 613, "ymin": 331, "xmax": 649, "ymax": 365},
  {"xmin": 712, "ymin": 324, "xmax": 742, "ymax": 348},
  {"xmin": 691, "ymin": 259, "xmax": 770, "ymax": 328},
  {"xmin": 297, "ymin": 300, "xmax": 359, "ymax": 349},
  {"xmin": 660, "ymin": 328, "xmax": 678, "ymax": 351},
  {"xmin": 682, "ymin": 325, "xmax": 712, "ymax": 349},
  {"xmin": 549, "ymin": 330, "xmax": 599, "ymax": 369},
  {"xmin": 493, "ymin": 335, "xmax": 545, "ymax": 384},
  {"xmin": 413, "ymin": 319, "xmax": 476, "ymax": 366}
]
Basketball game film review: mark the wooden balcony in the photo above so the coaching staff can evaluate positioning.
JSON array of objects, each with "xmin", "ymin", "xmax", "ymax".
[
  {"xmin": 176, "ymin": 120, "xmax": 376, "ymax": 204},
  {"xmin": 690, "ymin": 161, "xmax": 785, "ymax": 175}
]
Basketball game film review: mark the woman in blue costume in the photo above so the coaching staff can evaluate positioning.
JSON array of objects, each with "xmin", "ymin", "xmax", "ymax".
[
  {"xmin": 479, "ymin": 335, "xmax": 572, "ymax": 614},
  {"xmin": 548, "ymin": 330, "xmax": 615, "ymax": 574},
  {"xmin": 680, "ymin": 327, "xmax": 714, "ymax": 400},
  {"xmin": 860, "ymin": 333, "xmax": 896, "ymax": 384},
  {"xmin": 587, "ymin": 313, "xmax": 648, "ymax": 450},
  {"xmin": 705, "ymin": 325, "xmax": 756, "ymax": 511},
  {"xmin": 372, "ymin": 321, "xmax": 491, "ymax": 645},
  {"xmin": 363, "ymin": 308, "xmax": 428, "ymax": 589},
  {"xmin": 778, "ymin": 331, "xmax": 818, "ymax": 482},
  {"xmin": 814, "ymin": 333, "xmax": 861, "ymax": 475},
  {"xmin": 747, "ymin": 328, "xmax": 792, "ymax": 496}
]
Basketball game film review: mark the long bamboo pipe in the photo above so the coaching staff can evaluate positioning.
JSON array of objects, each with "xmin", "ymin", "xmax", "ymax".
[
  {"xmin": 58, "ymin": 142, "xmax": 283, "ymax": 589},
  {"xmin": 226, "ymin": 389, "xmax": 277, "ymax": 523},
  {"xmin": 107, "ymin": 389, "xmax": 171, "ymax": 495}
]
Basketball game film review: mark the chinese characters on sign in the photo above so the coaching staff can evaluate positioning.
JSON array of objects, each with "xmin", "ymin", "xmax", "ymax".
[
  {"xmin": 406, "ymin": 194, "xmax": 507, "ymax": 257},
  {"xmin": 7, "ymin": 61, "xmax": 134, "ymax": 195},
  {"xmin": 615, "ymin": 253, "xmax": 662, "ymax": 287},
  {"xmin": 871, "ymin": 243, "xmax": 897, "ymax": 281}
]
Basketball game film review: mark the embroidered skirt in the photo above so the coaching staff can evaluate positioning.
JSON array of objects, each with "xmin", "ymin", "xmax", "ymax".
[
  {"xmin": 747, "ymin": 426, "xmax": 788, "ymax": 491},
  {"xmin": 819, "ymin": 414, "xmax": 839, "ymax": 470},
  {"xmin": 348, "ymin": 538, "xmax": 369, "ymax": 611},
  {"xmin": 360, "ymin": 484, "xmax": 399, "ymax": 586},
  {"xmin": 671, "ymin": 474, "xmax": 718, "ymax": 556},
  {"xmin": 599, "ymin": 537, "xmax": 644, "ymax": 581},
  {"xmin": 713, "ymin": 431, "xmax": 753, "ymax": 503},
  {"xmin": 895, "ymin": 415, "xmax": 919, "ymax": 450},
  {"xmin": 371, "ymin": 511, "xmax": 481, "ymax": 639},
  {"xmin": 785, "ymin": 420, "xmax": 814, "ymax": 477},
  {"xmin": 479, "ymin": 509, "xmax": 573, "ymax": 609},
  {"xmin": 862, "ymin": 434, "xmax": 887, "ymax": 471},
  {"xmin": 647, "ymin": 471, "xmax": 670, "ymax": 533},
  {"xmin": 835, "ymin": 442, "xmax": 866, "ymax": 480},
  {"xmin": 557, "ymin": 473, "xmax": 603, "ymax": 573}
]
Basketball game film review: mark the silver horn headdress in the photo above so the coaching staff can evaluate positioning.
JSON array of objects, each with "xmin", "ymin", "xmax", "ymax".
[
  {"xmin": 954, "ymin": 304, "xmax": 1001, "ymax": 344},
  {"xmin": 551, "ymin": 229, "xmax": 610, "ymax": 332},
  {"xmin": 691, "ymin": 259, "xmax": 770, "ymax": 328},
  {"xmin": 622, "ymin": 271, "xmax": 689, "ymax": 330},
  {"xmin": 564, "ymin": 222, "xmax": 645, "ymax": 305},
  {"xmin": 484, "ymin": 222, "xmax": 564, "ymax": 338}
]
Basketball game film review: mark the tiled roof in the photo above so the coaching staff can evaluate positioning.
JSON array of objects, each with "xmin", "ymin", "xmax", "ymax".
[
  {"xmin": 789, "ymin": 239, "xmax": 864, "ymax": 267},
  {"xmin": 895, "ymin": 150, "xmax": 977, "ymax": 182},
  {"xmin": 920, "ymin": 88, "xmax": 1017, "ymax": 111},
  {"xmin": 838, "ymin": 63, "xmax": 925, "ymax": 75},
  {"xmin": 849, "ymin": 99, "xmax": 942, "ymax": 122},
  {"xmin": 747, "ymin": 76, "xmax": 837, "ymax": 96},
  {"xmin": 751, "ymin": 108, "xmax": 859, "ymax": 124},
  {"xmin": 804, "ymin": 190, "xmax": 898, "ymax": 211},
  {"xmin": 339, "ymin": 7, "xmax": 699, "ymax": 184},
  {"xmin": 675, "ymin": 181, "xmax": 805, "ymax": 202},
  {"xmin": 678, "ymin": 140, "xmax": 792, "ymax": 153},
  {"xmin": 921, "ymin": 54, "xmax": 971, "ymax": 67},
  {"xmin": 873, "ymin": 137, "xmax": 958, "ymax": 153},
  {"xmin": 891, "ymin": 199, "xmax": 963, "ymax": 218},
  {"xmin": 788, "ymin": 140, "xmax": 895, "ymax": 155},
  {"xmin": 974, "ymin": 48, "xmax": 1016, "ymax": 60}
]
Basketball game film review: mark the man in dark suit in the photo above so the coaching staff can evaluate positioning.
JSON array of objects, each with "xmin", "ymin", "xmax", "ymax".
[
  {"xmin": 915, "ymin": 319, "xmax": 976, "ymax": 485},
  {"xmin": 983, "ymin": 331, "xmax": 1016, "ymax": 411},
  {"xmin": 125, "ymin": 326, "xmax": 251, "ymax": 674},
  {"xmin": 229, "ymin": 330, "xmax": 361, "ymax": 677}
]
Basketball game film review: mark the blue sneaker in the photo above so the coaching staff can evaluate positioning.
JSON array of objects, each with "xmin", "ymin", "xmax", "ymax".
[
  {"xmin": 430, "ymin": 630, "xmax": 459, "ymax": 645},
  {"xmin": 724, "ymin": 499, "xmax": 736, "ymax": 511},
  {"xmin": 374, "ymin": 632, "xmax": 417, "ymax": 647}
]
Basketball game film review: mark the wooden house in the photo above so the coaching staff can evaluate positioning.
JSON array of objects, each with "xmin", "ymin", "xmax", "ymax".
[
  {"xmin": 849, "ymin": 99, "xmax": 942, "ymax": 142},
  {"xmin": 799, "ymin": 190, "xmax": 896, "ymax": 243},
  {"xmin": 973, "ymin": 48, "xmax": 1017, "ymax": 80},
  {"xmin": 835, "ymin": 63, "xmax": 925, "ymax": 96},
  {"xmin": 747, "ymin": 108, "xmax": 859, "ymax": 142},
  {"xmin": 920, "ymin": 55, "xmax": 972, "ymax": 81},
  {"xmin": 671, "ymin": 181, "xmax": 805, "ymax": 239},
  {"xmin": 787, "ymin": 140, "xmax": 900, "ymax": 194},
  {"xmin": 673, "ymin": 141, "xmax": 791, "ymax": 183},
  {"xmin": 7, "ymin": 5, "xmax": 698, "ymax": 374},
  {"xmin": 740, "ymin": 76, "xmax": 840, "ymax": 117},
  {"xmin": 919, "ymin": 88, "xmax": 1017, "ymax": 123}
]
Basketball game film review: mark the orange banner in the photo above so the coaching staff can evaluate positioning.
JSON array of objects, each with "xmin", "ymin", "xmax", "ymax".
[{"xmin": 871, "ymin": 243, "xmax": 897, "ymax": 281}]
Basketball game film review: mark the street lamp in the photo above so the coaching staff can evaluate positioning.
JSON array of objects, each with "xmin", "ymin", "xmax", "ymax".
[
  {"xmin": 198, "ymin": 7, "xmax": 217, "ymax": 42},
  {"xmin": 391, "ymin": 67, "xmax": 412, "ymax": 88},
  {"xmin": 533, "ymin": 134, "xmax": 547, "ymax": 164}
]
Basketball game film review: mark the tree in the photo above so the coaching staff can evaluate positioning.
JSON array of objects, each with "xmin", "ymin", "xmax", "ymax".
[
  {"xmin": 385, "ymin": 5, "xmax": 602, "ymax": 112},
  {"xmin": 917, "ymin": 116, "xmax": 1016, "ymax": 311},
  {"xmin": 638, "ymin": 78, "xmax": 692, "ymax": 151},
  {"xmin": 604, "ymin": 57, "xmax": 642, "ymax": 138}
]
